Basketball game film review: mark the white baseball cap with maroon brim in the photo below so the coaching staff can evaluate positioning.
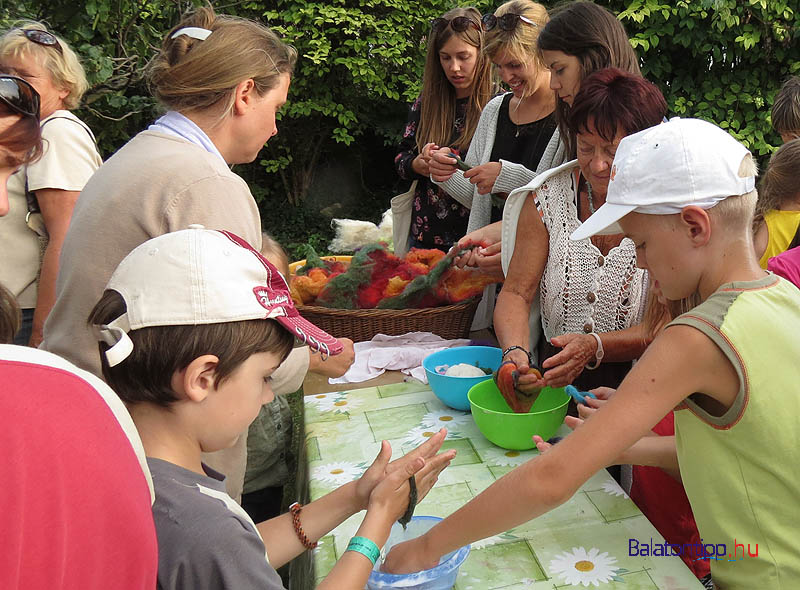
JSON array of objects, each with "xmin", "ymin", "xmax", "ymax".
[{"xmin": 95, "ymin": 226, "xmax": 343, "ymax": 367}]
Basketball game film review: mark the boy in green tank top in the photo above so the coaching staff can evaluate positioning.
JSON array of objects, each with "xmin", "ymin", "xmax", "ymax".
[{"xmin": 382, "ymin": 118, "xmax": 800, "ymax": 590}]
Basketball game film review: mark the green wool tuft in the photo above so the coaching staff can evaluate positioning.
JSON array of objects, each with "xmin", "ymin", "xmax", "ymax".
[
  {"xmin": 315, "ymin": 243, "xmax": 386, "ymax": 309},
  {"xmin": 296, "ymin": 245, "xmax": 326, "ymax": 275}
]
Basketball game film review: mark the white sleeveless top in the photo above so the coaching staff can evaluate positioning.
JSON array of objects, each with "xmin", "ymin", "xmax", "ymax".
[{"xmin": 503, "ymin": 161, "xmax": 647, "ymax": 341}]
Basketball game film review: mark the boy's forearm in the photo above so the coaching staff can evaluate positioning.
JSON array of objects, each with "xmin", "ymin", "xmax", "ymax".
[
  {"xmin": 315, "ymin": 508, "xmax": 395, "ymax": 590},
  {"xmin": 616, "ymin": 436, "xmax": 680, "ymax": 481},
  {"xmin": 257, "ymin": 480, "xmax": 362, "ymax": 567}
]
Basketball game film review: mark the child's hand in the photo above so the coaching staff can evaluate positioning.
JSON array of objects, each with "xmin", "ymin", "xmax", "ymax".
[
  {"xmin": 355, "ymin": 429, "xmax": 456, "ymax": 511},
  {"xmin": 577, "ymin": 396, "xmax": 607, "ymax": 420},
  {"xmin": 366, "ymin": 451, "xmax": 425, "ymax": 522},
  {"xmin": 533, "ymin": 416, "xmax": 584, "ymax": 453},
  {"xmin": 382, "ymin": 534, "xmax": 440, "ymax": 574}
]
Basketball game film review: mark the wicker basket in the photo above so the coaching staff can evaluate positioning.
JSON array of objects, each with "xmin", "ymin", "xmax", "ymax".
[{"xmin": 289, "ymin": 256, "xmax": 480, "ymax": 342}]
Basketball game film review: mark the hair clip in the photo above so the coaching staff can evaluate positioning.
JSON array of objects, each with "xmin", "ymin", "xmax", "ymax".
[{"xmin": 170, "ymin": 27, "xmax": 212, "ymax": 41}]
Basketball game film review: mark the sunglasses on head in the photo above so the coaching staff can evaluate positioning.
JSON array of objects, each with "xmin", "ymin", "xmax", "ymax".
[
  {"xmin": 0, "ymin": 75, "xmax": 40, "ymax": 118},
  {"xmin": 481, "ymin": 13, "xmax": 536, "ymax": 32},
  {"xmin": 20, "ymin": 28, "xmax": 63, "ymax": 54},
  {"xmin": 431, "ymin": 16, "xmax": 481, "ymax": 34}
]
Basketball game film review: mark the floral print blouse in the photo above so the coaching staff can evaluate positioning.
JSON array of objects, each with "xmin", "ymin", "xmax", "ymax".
[{"xmin": 394, "ymin": 96, "xmax": 470, "ymax": 250}]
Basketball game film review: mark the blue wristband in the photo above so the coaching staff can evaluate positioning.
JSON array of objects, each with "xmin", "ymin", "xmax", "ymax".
[{"xmin": 346, "ymin": 536, "xmax": 381, "ymax": 566}]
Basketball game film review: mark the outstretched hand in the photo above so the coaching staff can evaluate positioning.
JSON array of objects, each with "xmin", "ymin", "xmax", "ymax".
[
  {"xmin": 532, "ymin": 415, "xmax": 584, "ymax": 453},
  {"xmin": 355, "ymin": 429, "xmax": 456, "ymax": 511}
]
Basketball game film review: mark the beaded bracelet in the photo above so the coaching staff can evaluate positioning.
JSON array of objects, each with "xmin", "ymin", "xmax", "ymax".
[
  {"xmin": 346, "ymin": 536, "xmax": 381, "ymax": 566},
  {"xmin": 289, "ymin": 502, "xmax": 317, "ymax": 550},
  {"xmin": 501, "ymin": 345, "xmax": 533, "ymax": 366}
]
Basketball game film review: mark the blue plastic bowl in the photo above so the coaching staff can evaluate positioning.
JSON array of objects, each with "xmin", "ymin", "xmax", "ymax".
[
  {"xmin": 423, "ymin": 346, "xmax": 502, "ymax": 411},
  {"xmin": 367, "ymin": 516, "xmax": 470, "ymax": 590}
]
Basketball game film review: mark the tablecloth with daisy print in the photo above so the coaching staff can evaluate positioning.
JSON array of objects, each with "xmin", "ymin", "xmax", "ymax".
[{"xmin": 305, "ymin": 381, "xmax": 704, "ymax": 589}]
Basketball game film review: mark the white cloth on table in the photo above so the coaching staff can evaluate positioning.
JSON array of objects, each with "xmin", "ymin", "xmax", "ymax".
[{"xmin": 329, "ymin": 332, "xmax": 471, "ymax": 385}]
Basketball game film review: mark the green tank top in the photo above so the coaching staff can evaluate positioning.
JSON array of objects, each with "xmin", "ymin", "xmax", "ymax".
[{"xmin": 667, "ymin": 275, "xmax": 800, "ymax": 588}]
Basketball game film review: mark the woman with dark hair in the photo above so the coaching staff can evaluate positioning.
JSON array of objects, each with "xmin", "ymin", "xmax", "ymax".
[
  {"xmin": 496, "ymin": 68, "xmax": 665, "ymax": 394},
  {"xmin": 538, "ymin": 0, "xmax": 640, "ymax": 158},
  {"xmin": 394, "ymin": 7, "xmax": 495, "ymax": 251}
]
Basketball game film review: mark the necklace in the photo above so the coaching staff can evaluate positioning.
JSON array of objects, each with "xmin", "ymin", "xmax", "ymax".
[{"xmin": 586, "ymin": 180, "xmax": 596, "ymax": 214}]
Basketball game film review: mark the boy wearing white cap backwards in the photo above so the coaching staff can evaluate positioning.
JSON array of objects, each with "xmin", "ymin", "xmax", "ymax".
[
  {"xmin": 88, "ymin": 227, "xmax": 456, "ymax": 590},
  {"xmin": 383, "ymin": 119, "xmax": 800, "ymax": 588}
]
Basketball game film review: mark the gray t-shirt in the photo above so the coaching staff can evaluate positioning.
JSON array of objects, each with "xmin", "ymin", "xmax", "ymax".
[{"xmin": 147, "ymin": 458, "xmax": 285, "ymax": 590}]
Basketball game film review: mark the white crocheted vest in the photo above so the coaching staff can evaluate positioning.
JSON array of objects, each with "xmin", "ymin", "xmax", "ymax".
[{"xmin": 534, "ymin": 167, "xmax": 647, "ymax": 341}]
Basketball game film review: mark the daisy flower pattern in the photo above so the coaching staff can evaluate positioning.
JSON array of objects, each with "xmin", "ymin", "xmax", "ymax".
[
  {"xmin": 305, "ymin": 392, "xmax": 344, "ymax": 409},
  {"xmin": 314, "ymin": 393, "xmax": 363, "ymax": 414},
  {"xmin": 549, "ymin": 547, "xmax": 620, "ymax": 587},
  {"xmin": 481, "ymin": 446, "xmax": 537, "ymax": 467},
  {"xmin": 601, "ymin": 479, "xmax": 629, "ymax": 499},
  {"xmin": 312, "ymin": 462, "xmax": 365, "ymax": 486},
  {"xmin": 421, "ymin": 409, "xmax": 470, "ymax": 429},
  {"xmin": 402, "ymin": 425, "xmax": 462, "ymax": 446}
]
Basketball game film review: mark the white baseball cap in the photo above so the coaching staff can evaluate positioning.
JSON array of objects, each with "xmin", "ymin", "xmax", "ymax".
[
  {"xmin": 95, "ymin": 226, "xmax": 343, "ymax": 367},
  {"xmin": 570, "ymin": 118, "xmax": 756, "ymax": 241}
]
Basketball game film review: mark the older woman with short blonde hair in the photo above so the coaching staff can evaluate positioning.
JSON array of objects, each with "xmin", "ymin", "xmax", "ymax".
[{"xmin": 0, "ymin": 22, "xmax": 102, "ymax": 347}]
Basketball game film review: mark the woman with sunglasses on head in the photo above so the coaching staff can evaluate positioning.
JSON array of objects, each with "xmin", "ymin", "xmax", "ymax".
[
  {"xmin": 0, "ymin": 23, "xmax": 103, "ymax": 348},
  {"xmin": 428, "ymin": 0, "xmax": 567, "ymax": 329},
  {"xmin": 394, "ymin": 7, "xmax": 495, "ymax": 252}
]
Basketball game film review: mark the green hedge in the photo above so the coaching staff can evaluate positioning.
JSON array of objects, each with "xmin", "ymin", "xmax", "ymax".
[{"xmin": 3, "ymin": 0, "xmax": 798, "ymax": 258}]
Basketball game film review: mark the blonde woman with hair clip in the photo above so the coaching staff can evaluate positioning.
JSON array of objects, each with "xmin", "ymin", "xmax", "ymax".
[
  {"xmin": 42, "ymin": 6, "xmax": 353, "ymax": 503},
  {"xmin": 0, "ymin": 22, "xmax": 102, "ymax": 348},
  {"xmin": 394, "ymin": 6, "xmax": 495, "ymax": 252}
]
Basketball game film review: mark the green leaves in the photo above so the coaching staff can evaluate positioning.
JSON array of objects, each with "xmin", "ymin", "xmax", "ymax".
[{"xmin": 613, "ymin": 0, "xmax": 799, "ymax": 161}]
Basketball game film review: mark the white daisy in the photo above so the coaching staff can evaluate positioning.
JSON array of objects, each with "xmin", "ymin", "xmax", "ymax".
[
  {"xmin": 314, "ymin": 393, "xmax": 363, "ymax": 414},
  {"xmin": 421, "ymin": 409, "xmax": 470, "ymax": 428},
  {"xmin": 601, "ymin": 479, "xmax": 629, "ymax": 499},
  {"xmin": 305, "ymin": 392, "xmax": 344, "ymax": 409},
  {"xmin": 481, "ymin": 446, "xmax": 537, "ymax": 467},
  {"xmin": 312, "ymin": 462, "xmax": 364, "ymax": 486},
  {"xmin": 402, "ymin": 425, "xmax": 462, "ymax": 446},
  {"xmin": 549, "ymin": 547, "xmax": 619, "ymax": 587}
]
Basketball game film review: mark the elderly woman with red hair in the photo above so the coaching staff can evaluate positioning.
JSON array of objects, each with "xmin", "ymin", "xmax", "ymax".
[{"xmin": 496, "ymin": 68, "xmax": 667, "ymax": 394}]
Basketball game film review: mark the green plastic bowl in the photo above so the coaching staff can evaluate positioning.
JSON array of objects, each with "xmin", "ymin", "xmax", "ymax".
[{"xmin": 468, "ymin": 379, "xmax": 569, "ymax": 450}]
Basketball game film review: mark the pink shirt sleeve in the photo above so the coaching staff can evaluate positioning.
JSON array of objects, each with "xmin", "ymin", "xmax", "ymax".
[{"xmin": 768, "ymin": 247, "xmax": 800, "ymax": 289}]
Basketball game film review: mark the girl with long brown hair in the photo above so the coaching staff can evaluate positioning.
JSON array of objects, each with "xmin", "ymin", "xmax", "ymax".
[{"xmin": 394, "ymin": 6, "xmax": 495, "ymax": 251}]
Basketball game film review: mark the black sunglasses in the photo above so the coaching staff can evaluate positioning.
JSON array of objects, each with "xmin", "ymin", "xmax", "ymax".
[
  {"xmin": 431, "ymin": 16, "xmax": 481, "ymax": 34},
  {"xmin": 481, "ymin": 13, "xmax": 536, "ymax": 32},
  {"xmin": 21, "ymin": 28, "xmax": 63, "ymax": 54},
  {"xmin": 0, "ymin": 75, "xmax": 40, "ymax": 118}
]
